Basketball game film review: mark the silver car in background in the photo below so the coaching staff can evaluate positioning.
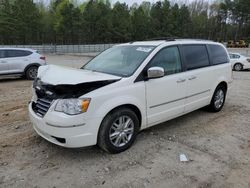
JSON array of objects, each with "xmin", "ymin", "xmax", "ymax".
[
  {"xmin": 0, "ymin": 48, "xmax": 46, "ymax": 79},
  {"xmin": 229, "ymin": 53, "xmax": 250, "ymax": 71}
]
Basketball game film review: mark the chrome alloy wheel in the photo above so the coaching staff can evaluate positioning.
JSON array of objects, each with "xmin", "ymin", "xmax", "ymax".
[
  {"xmin": 214, "ymin": 89, "xmax": 224, "ymax": 109},
  {"xmin": 109, "ymin": 115, "xmax": 134, "ymax": 147}
]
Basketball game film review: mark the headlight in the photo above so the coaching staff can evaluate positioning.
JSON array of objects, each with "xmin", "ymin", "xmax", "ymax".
[{"xmin": 55, "ymin": 98, "xmax": 91, "ymax": 115}]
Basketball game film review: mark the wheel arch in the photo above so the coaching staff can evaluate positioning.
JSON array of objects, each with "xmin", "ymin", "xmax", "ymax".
[
  {"xmin": 24, "ymin": 63, "xmax": 40, "ymax": 74},
  {"xmin": 210, "ymin": 78, "xmax": 228, "ymax": 102},
  {"xmin": 217, "ymin": 81, "xmax": 228, "ymax": 92},
  {"xmin": 100, "ymin": 103, "xmax": 142, "ymax": 129}
]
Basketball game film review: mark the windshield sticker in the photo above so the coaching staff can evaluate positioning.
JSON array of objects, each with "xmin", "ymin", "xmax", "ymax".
[{"xmin": 136, "ymin": 47, "xmax": 153, "ymax": 53}]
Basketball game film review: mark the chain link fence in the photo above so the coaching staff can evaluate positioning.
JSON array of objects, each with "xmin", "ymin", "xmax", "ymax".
[
  {"xmin": 1, "ymin": 44, "xmax": 249, "ymax": 56},
  {"xmin": 0, "ymin": 44, "xmax": 117, "ymax": 54},
  {"xmin": 227, "ymin": 48, "xmax": 250, "ymax": 56}
]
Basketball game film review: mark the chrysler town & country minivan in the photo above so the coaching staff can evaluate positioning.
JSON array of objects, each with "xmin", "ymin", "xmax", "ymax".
[{"xmin": 29, "ymin": 39, "xmax": 232, "ymax": 153}]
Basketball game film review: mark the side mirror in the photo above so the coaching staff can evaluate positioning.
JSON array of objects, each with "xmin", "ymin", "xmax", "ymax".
[{"xmin": 147, "ymin": 67, "xmax": 164, "ymax": 79}]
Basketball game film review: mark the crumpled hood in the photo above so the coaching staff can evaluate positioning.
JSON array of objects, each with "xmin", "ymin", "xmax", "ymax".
[
  {"xmin": 37, "ymin": 64, "xmax": 121, "ymax": 85},
  {"xmin": 34, "ymin": 65, "xmax": 121, "ymax": 99}
]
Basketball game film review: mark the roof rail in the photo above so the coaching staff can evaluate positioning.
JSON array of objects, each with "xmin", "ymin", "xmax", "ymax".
[
  {"xmin": 128, "ymin": 38, "xmax": 214, "ymax": 44},
  {"xmin": 147, "ymin": 37, "xmax": 177, "ymax": 41},
  {"xmin": 176, "ymin": 38, "xmax": 213, "ymax": 42}
]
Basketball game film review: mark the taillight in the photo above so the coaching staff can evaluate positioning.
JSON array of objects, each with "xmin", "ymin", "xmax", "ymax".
[{"xmin": 40, "ymin": 56, "xmax": 46, "ymax": 61}]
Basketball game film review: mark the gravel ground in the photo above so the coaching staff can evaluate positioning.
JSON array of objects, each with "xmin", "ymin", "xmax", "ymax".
[{"xmin": 0, "ymin": 55, "xmax": 250, "ymax": 188}]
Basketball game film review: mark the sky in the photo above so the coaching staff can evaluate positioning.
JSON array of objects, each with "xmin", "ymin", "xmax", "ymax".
[{"xmin": 36, "ymin": 0, "xmax": 210, "ymax": 7}]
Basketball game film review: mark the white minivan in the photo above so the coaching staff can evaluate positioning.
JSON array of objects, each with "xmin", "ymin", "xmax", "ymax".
[{"xmin": 29, "ymin": 39, "xmax": 232, "ymax": 153}]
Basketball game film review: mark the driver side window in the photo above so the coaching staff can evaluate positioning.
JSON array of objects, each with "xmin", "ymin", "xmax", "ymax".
[{"xmin": 149, "ymin": 46, "xmax": 182, "ymax": 75}]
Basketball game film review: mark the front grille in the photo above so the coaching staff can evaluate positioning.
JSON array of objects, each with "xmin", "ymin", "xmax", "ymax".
[{"xmin": 32, "ymin": 98, "xmax": 53, "ymax": 117}]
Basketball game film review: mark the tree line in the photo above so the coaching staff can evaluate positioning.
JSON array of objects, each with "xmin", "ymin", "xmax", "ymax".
[{"xmin": 0, "ymin": 0, "xmax": 249, "ymax": 45}]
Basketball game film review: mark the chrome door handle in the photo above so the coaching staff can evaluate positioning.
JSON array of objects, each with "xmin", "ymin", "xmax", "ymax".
[
  {"xmin": 188, "ymin": 76, "xmax": 197, "ymax": 80},
  {"xmin": 177, "ymin": 78, "xmax": 186, "ymax": 83}
]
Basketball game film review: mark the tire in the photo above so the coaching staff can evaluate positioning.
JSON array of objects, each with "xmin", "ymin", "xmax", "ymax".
[
  {"xmin": 234, "ymin": 63, "xmax": 243, "ymax": 71},
  {"xmin": 208, "ymin": 85, "xmax": 227, "ymax": 112},
  {"xmin": 98, "ymin": 107, "xmax": 140, "ymax": 154},
  {"xmin": 25, "ymin": 66, "xmax": 38, "ymax": 80}
]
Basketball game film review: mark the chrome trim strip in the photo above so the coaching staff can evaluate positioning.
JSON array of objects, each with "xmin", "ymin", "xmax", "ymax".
[
  {"xmin": 150, "ymin": 89, "xmax": 210, "ymax": 109},
  {"xmin": 46, "ymin": 122, "xmax": 86, "ymax": 128}
]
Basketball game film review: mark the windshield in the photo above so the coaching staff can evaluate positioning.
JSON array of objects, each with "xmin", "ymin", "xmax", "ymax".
[{"xmin": 82, "ymin": 45, "xmax": 155, "ymax": 77}]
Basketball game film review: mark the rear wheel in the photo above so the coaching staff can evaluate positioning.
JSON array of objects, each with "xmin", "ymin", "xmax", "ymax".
[
  {"xmin": 208, "ymin": 85, "xmax": 227, "ymax": 112},
  {"xmin": 25, "ymin": 66, "xmax": 38, "ymax": 80},
  {"xmin": 98, "ymin": 107, "xmax": 140, "ymax": 154},
  {"xmin": 234, "ymin": 63, "xmax": 243, "ymax": 71}
]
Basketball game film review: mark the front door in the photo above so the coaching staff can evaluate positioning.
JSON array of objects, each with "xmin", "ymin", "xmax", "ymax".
[{"xmin": 145, "ymin": 46, "xmax": 187, "ymax": 126}]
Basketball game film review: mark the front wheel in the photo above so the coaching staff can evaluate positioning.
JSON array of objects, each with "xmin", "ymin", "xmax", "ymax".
[
  {"xmin": 208, "ymin": 85, "xmax": 227, "ymax": 112},
  {"xmin": 98, "ymin": 107, "xmax": 140, "ymax": 154}
]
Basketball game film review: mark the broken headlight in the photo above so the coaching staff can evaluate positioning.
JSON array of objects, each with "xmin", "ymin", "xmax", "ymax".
[{"xmin": 55, "ymin": 98, "xmax": 91, "ymax": 115}]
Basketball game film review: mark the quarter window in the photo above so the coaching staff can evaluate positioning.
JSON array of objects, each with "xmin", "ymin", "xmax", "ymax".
[
  {"xmin": 182, "ymin": 45, "xmax": 210, "ymax": 70},
  {"xmin": 148, "ymin": 46, "xmax": 182, "ymax": 75},
  {"xmin": 208, "ymin": 44, "xmax": 229, "ymax": 64}
]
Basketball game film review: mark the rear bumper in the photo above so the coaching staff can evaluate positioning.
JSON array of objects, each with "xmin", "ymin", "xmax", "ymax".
[{"xmin": 29, "ymin": 103, "xmax": 102, "ymax": 148}]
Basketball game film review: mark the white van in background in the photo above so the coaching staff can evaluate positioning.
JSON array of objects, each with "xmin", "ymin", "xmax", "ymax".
[{"xmin": 29, "ymin": 39, "xmax": 232, "ymax": 153}]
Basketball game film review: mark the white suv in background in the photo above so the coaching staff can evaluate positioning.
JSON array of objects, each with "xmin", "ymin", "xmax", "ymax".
[
  {"xmin": 0, "ymin": 48, "xmax": 46, "ymax": 79},
  {"xmin": 29, "ymin": 39, "xmax": 232, "ymax": 153},
  {"xmin": 229, "ymin": 53, "xmax": 250, "ymax": 71}
]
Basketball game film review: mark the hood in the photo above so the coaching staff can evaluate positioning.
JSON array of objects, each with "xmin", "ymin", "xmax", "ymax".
[
  {"xmin": 37, "ymin": 65, "xmax": 121, "ymax": 85},
  {"xmin": 34, "ymin": 65, "xmax": 121, "ymax": 99}
]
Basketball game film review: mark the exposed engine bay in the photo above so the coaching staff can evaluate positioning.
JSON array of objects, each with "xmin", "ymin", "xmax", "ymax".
[{"xmin": 33, "ymin": 78, "xmax": 119, "ymax": 99}]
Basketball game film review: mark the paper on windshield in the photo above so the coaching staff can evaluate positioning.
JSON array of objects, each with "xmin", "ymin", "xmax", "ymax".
[{"xmin": 136, "ymin": 47, "xmax": 153, "ymax": 53}]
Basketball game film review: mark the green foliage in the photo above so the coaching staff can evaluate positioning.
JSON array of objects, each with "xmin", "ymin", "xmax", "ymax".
[
  {"xmin": 111, "ymin": 2, "xmax": 131, "ymax": 42},
  {"xmin": 0, "ymin": 0, "xmax": 249, "ymax": 44}
]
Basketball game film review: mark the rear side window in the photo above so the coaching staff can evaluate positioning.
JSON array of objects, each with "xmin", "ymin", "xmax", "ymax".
[
  {"xmin": 229, "ymin": 54, "xmax": 240, "ymax": 59},
  {"xmin": 5, "ymin": 50, "xmax": 32, "ymax": 58},
  {"xmin": 182, "ymin": 45, "xmax": 210, "ymax": 70},
  {"xmin": 208, "ymin": 44, "xmax": 229, "ymax": 65}
]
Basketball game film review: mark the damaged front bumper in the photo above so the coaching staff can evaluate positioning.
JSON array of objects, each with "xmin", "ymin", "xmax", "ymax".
[{"xmin": 29, "ymin": 102, "xmax": 103, "ymax": 148}]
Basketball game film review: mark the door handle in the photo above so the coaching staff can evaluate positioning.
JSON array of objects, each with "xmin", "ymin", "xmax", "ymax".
[
  {"xmin": 188, "ymin": 76, "xmax": 197, "ymax": 80},
  {"xmin": 1, "ymin": 60, "xmax": 7, "ymax": 63},
  {"xmin": 176, "ymin": 78, "xmax": 186, "ymax": 83}
]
